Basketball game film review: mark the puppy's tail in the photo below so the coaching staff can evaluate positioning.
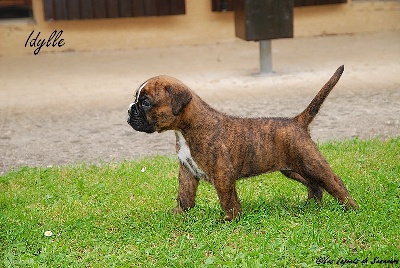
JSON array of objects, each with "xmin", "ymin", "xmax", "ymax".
[{"xmin": 295, "ymin": 65, "xmax": 344, "ymax": 129}]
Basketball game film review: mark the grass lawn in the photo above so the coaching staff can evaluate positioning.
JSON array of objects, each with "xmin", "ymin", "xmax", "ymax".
[{"xmin": 1, "ymin": 138, "xmax": 399, "ymax": 267}]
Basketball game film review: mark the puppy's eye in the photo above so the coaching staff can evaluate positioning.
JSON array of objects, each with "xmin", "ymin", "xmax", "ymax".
[{"xmin": 141, "ymin": 99, "xmax": 151, "ymax": 108}]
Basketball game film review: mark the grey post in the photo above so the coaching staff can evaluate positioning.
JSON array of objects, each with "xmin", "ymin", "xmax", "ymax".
[
  {"xmin": 259, "ymin": 40, "xmax": 272, "ymax": 74},
  {"xmin": 234, "ymin": 0, "xmax": 293, "ymax": 76}
]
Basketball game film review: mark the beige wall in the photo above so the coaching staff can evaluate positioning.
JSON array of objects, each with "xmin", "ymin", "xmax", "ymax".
[{"xmin": 1, "ymin": 0, "xmax": 399, "ymax": 55}]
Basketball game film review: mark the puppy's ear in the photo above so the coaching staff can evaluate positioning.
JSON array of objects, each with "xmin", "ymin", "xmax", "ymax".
[{"xmin": 166, "ymin": 84, "xmax": 192, "ymax": 116}]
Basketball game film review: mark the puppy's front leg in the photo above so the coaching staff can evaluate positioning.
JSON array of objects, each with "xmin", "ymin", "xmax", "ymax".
[
  {"xmin": 174, "ymin": 162, "xmax": 199, "ymax": 214},
  {"xmin": 214, "ymin": 179, "xmax": 242, "ymax": 221}
]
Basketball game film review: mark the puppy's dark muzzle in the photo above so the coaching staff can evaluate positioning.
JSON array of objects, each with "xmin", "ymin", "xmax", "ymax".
[
  {"xmin": 127, "ymin": 103, "xmax": 155, "ymax": 133},
  {"xmin": 127, "ymin": 103, "xmax": 142, "ymax": 129},
  {"xmin": 127, "ymin": 103, "xmax": 138, "ymax": 122}
]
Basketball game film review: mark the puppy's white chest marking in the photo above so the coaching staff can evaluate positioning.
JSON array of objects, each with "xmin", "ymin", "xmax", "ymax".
[{"xmin": 175, "ymin": 131, "xmax": 207, "ymax": 179}]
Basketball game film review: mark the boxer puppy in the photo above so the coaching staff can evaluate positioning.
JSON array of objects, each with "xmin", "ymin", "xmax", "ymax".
[{"xmin": 127, "ymin": 66, "xmax": 357, "ymax": 220}]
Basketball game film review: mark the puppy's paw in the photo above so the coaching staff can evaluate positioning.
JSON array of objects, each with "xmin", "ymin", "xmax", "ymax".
[
  {"xmin": 173, "ymin": 206, "xmax": 184, "ymax": 214},
  {"xmin": 224, "ymin": 209, "xmax": 241, "ymax": 221}
]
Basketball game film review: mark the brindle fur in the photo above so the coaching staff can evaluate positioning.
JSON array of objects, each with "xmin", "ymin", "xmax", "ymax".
[{"xmin": 127, "ymin": 66, "xmax": 357, "ymax": 220}]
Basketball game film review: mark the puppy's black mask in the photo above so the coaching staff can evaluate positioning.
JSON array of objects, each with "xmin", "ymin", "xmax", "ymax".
[{"xmin": 127, "ymin": 103, "xmax": 155, "ymax": 133}]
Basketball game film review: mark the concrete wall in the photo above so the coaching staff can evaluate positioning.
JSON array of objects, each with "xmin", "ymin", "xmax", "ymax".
[{"xmin": 1, "ymin": 0, "xmax": 399, "ymax": 55}]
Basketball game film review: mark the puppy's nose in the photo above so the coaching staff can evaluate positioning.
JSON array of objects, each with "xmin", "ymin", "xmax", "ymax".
[
  {"xmin": 128, "ymin": 103, "xmax": 135, "ymax": 114},
  {"xmin": 128, "ymin": 103, "xmax": 141, "ymax": 118}
]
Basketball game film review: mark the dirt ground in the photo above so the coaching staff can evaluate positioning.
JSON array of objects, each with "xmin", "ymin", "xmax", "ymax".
[{"xmin": 1, "ymin": 32, "xmax": 399, "ymax": 175}]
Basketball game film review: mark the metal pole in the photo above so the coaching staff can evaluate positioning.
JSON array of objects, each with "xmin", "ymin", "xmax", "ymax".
[{"xmin": 259, "ymin": 40, "xmax": 272, "ymax": 74}]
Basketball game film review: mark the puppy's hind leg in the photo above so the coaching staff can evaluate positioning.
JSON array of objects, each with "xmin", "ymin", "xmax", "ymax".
[
  {"xmin": 297, "ymin": 157, "xmax": 357, "ymax": 210},
  {"xmin": 281, "ymin": 170, "xmax": 323, "ymax": 203},
  {"xmin": 322, "ymin": 173, "xmax": 357, "ymax": 210}
]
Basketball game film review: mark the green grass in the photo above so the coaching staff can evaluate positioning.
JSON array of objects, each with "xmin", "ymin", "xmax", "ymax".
[{"xmin": 1, "ymin": 138, "xmax": 399, "ymax": 267}]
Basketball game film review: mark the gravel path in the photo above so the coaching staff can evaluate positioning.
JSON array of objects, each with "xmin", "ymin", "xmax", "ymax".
[{"xmin": 1, "ymin": 32, "xmax": 399, "ymax": 175}]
